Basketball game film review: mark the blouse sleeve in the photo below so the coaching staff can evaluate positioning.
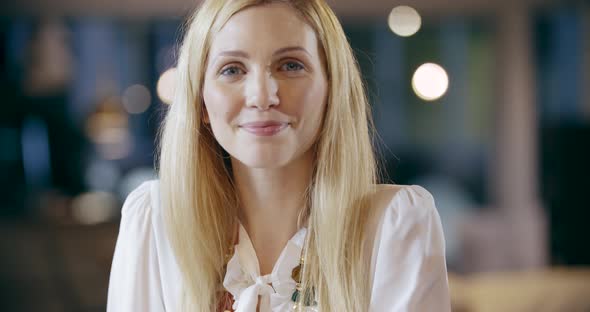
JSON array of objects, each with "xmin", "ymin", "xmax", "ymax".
[
  {"xmin": 369, "ymin": 185, "xmax": 451, "ymax": 312},
  {"xmin": 107, "ymin": 181, "xmax": 165, "ymax": 312}
]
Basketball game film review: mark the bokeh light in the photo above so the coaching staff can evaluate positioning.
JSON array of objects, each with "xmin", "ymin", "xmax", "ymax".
[
  {"xmin": 122, "ymin": 84, "xmax": 151, "ymax": 114},
  {"xmin": 412, "ymin": 63, "xmax": 449, "ymax": 101},
  {"xmin": 71, "ymin": 191, "xmax": 118, "ymax": 225},
  {"xmin": 157, "ymin": 67, "xmax": 177, "ymax": 105},
  {"xmin": 85, "ymin": 96, "xmax": 132, "ymax": 160},
  {"xmin": 85, "ymin": 159, "xmax": 121, "ymax": 192},
  {"xmin": 388, "ymin": 5, "xmax": 422, "ymax": 37}
]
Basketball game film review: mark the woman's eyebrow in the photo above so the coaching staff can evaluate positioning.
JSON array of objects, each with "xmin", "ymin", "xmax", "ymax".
[
  {"xmin": 211, "ymin": 46, "xmax": 311, "ymax": 64},
  {"xmin": 273, "ymin": 46, "xmax": 311, "ymax": 57},
  {"xmin": 213, "ymin": 50, "xmax": 250, "ymax": 61}
]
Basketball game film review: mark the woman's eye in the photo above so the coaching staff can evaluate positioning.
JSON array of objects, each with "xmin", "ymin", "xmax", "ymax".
[
  {"xmin": 280, "ymin": 61, "xmax": 304, "ymax": 72},
  {"xmin": 220, "ymin": 66, "xmax": 245, "ymax": 76}
]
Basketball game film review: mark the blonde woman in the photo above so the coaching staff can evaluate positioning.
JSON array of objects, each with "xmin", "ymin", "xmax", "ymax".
[{"xmin": 107, "ymin": 0, "xmax": 450, "ymax": 311}]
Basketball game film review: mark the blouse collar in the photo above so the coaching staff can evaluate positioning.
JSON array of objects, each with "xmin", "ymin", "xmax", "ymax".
[{"xmin": 222, "ymin": 222, "xmax": 307, "ymax": 312}]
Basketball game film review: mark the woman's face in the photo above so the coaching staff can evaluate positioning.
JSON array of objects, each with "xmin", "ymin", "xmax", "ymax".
[{"xmin": 203, "ymin": 3, "xmax": 328, "ymax": 169}]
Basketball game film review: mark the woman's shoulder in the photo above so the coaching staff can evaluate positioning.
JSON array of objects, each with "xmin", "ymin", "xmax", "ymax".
[
  {"xmin": 364, "ymin": 184, "xmax": 440, "ymax": 256},
  {"xmin": 367, "ymin": 183, "xmax": 437, "ymax": 226},
  {"xmin": 108, "ymin": 179, "xmax": 174, "ymax": 311},
  {"xmin": 364, "ymin": 184, "xmax": 449, "ymax": 309},
  {"xmin": 120, "ymin": 179, "xmax": 160, "ymax": 219}
]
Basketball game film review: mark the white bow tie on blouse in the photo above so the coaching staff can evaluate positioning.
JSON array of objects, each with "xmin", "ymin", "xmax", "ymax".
[{"xmin": 223, "ymin": 223, "xmax": 307, "ymax": 312}]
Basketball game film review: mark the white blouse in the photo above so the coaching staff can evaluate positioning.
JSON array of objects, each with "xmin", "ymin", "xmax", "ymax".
[{"xmin": 107, "ymin": 180, "xmax": 450, "ymax": 312}]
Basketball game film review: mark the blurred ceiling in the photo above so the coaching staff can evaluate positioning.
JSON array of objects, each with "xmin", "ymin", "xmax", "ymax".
[{"xmin": 1, "ymin": 0, "xmax": 559, "ymax": 20}]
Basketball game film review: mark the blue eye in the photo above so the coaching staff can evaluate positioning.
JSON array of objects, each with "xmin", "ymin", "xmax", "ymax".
[
  {"xmin": 280, "ymin": 61, "xmax": 304, "ymax": 72},
  {"xmin": 220, "ymin": 66, "xmax": 245, "ymax": 76}
]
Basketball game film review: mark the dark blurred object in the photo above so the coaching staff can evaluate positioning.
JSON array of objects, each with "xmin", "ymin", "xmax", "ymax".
[
  {"xmin": 0, "ymin": 24, "xmax": 27, "ymax": 217},
  {"xmin": 0, "ymin": 221, "xmax": 118, "ymax": 311},
  {"xmin": 541, "ymin": 124, "xmax": 590, "ymax": 266},
  {"xmin": 0, "ymin": 19, "xmax": 87, "ymax": 218}
]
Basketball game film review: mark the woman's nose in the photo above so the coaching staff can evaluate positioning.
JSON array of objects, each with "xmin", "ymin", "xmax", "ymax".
[{"xmin": 245, "ymin": 71, "xmax": 279, "ymax": 110}]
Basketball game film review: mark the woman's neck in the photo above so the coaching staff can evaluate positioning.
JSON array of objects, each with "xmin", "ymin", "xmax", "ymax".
[{"xmin": 231, "ymin": 150, "xmax": 313, "ymax": 274}]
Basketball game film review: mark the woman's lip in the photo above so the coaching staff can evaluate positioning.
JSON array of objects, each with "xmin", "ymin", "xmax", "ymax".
[
  {"xmin": 240, "ymin": 121, "xmax": 288, "ymax": 127},
  {"xmin": 239, "ymin": 122, "xmax": 289, "ymax": 136}
]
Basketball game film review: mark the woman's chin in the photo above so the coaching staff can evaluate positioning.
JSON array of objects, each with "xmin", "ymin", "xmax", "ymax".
[{"xmin": 231, "ymin": 153, "xmax": 294, "ymax": 170}]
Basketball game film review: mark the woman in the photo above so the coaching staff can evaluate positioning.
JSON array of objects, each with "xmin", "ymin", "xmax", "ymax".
[{"xmin": 107, "ymin": 0, "xmax": 451, "ymax": 311}]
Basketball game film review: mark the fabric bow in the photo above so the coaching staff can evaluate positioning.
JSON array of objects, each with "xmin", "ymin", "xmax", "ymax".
[{"xmin": 222, "ymin": 224, "xmax": 307, "ymax": 312}]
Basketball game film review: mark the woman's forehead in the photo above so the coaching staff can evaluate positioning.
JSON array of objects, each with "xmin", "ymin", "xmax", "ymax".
[{"xmin": 208, "ymin": 3, "xmax": 320, "ymax": 59}]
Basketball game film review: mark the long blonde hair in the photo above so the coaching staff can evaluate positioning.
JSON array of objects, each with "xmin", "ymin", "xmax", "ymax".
[{"xmin": 158, "ymin": 0, "xmax": 378, "ymax": 310}]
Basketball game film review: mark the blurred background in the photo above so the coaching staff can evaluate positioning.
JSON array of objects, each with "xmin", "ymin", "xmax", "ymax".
[{"xmin": 0, "ymin": 0, "xmax": 589, "ymax": 311}]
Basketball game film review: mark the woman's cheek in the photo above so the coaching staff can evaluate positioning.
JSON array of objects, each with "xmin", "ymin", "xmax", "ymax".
[{"xmin": 206, "ymin": 85, "xmax": 242, "ymax": 123}]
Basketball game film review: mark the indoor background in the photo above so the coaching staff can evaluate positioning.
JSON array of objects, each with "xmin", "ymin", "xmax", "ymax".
[{"xmin": 0, "ymin": 0, "xmax": 589, "ymax": 311}]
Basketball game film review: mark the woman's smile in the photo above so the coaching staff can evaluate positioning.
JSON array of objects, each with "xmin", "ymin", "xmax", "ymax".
[{"xmin": 239, "ymin": 121, "xmax": 290, "ymax": 137}]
